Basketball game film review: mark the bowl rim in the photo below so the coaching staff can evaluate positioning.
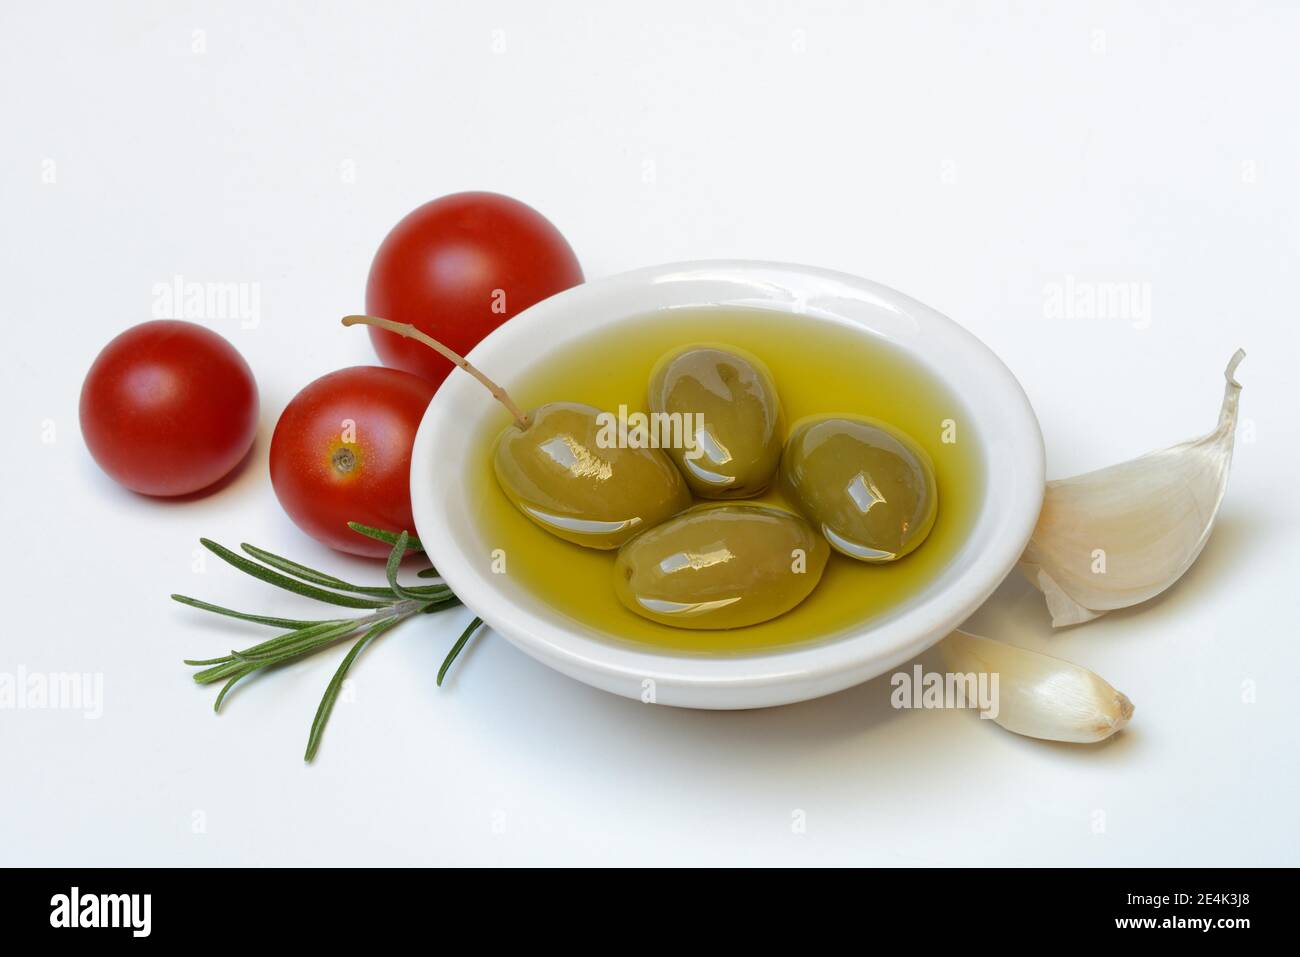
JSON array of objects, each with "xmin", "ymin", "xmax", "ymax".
[{"xmin": 409, "ymin": 260, "xmax": 1044, "ymax": 707}]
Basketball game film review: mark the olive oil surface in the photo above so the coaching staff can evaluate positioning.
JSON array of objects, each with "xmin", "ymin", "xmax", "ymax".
[{"xmin": 469, "ymin": 308, "xmax": 984, "ymax": 656}]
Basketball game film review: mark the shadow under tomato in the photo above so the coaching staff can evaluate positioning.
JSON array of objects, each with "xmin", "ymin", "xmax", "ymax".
[
  {"xmin": 80, "ymin": 426, "xmax": 267, "ymax": 505},
  {"xmin": 147, "ymin": 441, "xmax": 262, "ymax": 503}
]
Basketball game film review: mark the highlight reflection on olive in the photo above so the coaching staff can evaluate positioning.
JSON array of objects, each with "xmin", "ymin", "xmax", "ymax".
[
  {"xmin": 648, "ymin": 345, "xmax": 783, "ymax": 499},
  {"xmin": 614, "ymin": 504, "xmax": 829, "ymax": 629},
  {"xmin": 780, "ymin": 415, "xmax": 938, "ymax": 562},
  {"xmin": 494, "ymin": 401, "xmax": 690, "ymax": 549}
]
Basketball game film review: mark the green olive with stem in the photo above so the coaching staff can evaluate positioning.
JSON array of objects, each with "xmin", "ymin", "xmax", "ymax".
[
  {"xmin": 342, "ymin": 316, "xmax": 690, "ymax": 549},
  {"xmin": 648, "ymin": 345, "xmax": 783, "ymax": 498},
  {"xmin": 779, "ymin": 414, "xmax": 938, "ymax": 562}
]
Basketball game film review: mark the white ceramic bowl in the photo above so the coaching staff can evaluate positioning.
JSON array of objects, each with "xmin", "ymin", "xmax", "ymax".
[{"xmin": 410, "ymin": 261, "xmax": 1043, "ymax": 709}]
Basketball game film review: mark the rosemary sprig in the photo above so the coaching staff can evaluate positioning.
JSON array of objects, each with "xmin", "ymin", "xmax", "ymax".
[{"xmin": 175, "ymin": 525, "xmax": 479, "ymax": 762}]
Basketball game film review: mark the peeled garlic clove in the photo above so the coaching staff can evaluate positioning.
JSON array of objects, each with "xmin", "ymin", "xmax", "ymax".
[
  {"xmin": 940, "ymin": 630, "xmax": 1134, "ymax": 743},
  {"xmin": 1020, "ymin": 349, "xmax": 1244, "ymax": 627}
]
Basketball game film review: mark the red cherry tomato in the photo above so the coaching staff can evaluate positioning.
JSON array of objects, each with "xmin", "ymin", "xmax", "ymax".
[
  {"xmin": 269, "ymin": 366, "xmax": 435, "ymax": 558},
  {"xmin": 365, "ymin": 191, "xmax": 583, "ymax": 387},
  {"xmin": 80, "ymin": 320, "xmax": 258, "ymax": 496}
]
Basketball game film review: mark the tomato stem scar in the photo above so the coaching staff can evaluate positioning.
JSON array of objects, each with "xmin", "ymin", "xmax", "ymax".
[{"xmin": 332, "ymin": 447, "xmax": 357, "ymax": 474}]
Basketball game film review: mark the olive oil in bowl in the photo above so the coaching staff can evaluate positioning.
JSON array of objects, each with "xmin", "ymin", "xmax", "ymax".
[{"xmin": 468, "ymin": 307, "xmax": 984, "ymax": 656}]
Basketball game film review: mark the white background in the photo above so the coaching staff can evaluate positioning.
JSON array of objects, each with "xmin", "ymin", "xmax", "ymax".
[{"xmin": 3, "ymin": 1, "xmax": 1298, "ymax": 866}]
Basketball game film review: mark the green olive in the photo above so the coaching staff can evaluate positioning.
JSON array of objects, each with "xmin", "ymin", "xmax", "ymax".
[
  {"xmin": 614, "ymin": 504, "xmax": 829, "ymax": 629},
  {"xmin": 494, "ymin": 401, "xmax": 691, "ymax": 549},
  {"xmin": 779, "ymin": 415, "xmax": 938, "ymax": 562},
  {"xmin": 647, "ymin": 345, "xmax": 783, "ymax": 498}
]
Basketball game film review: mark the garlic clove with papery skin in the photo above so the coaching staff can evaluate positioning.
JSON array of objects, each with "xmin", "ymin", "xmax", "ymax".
[
  {"xmin": 1020, "ymin": 350, "xmax": 1245, "ymax": 628},
  {"xmin": 940, "ymin": 630, "xmax": 1134, "ymax": 744}
]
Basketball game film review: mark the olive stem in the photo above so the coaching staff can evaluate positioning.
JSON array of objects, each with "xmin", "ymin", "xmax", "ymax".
[{"xmin": 342, "ymin": 315, "xmax": 530, "ymax": 429}]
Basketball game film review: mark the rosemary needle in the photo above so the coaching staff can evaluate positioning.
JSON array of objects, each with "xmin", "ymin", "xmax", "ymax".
[
  {"xmin": 438, "ymin": 617, "xmax": 485, "ymax": 687},
  {"xmin": 305, "ymin": 615, "xmax": 404, "ymax": 762},
  {"xmin": 176, "ymin": 524, "xmax": 473, "ymax": 762}
]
